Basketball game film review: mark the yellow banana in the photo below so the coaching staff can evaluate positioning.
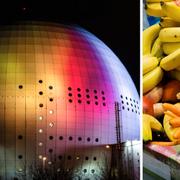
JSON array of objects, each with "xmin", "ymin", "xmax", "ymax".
[
  {"xmin": 143, "ymin": 23, "xmax": 161, "ymax": 55},
  {"xmin": 160, "ymin": 17, "xmax": 180, "ymax": 28},
  {"xmin": 161, "ymin": 1, "xmax": 180, "ymax": 22},
  {"xmin": 143, "ymin": 113, "xmax": 164, "ymax": 142},
  {"xmin": 143, "ymin": 115, "xmax": 152, "ymax": 141},
  {"xmin": 168, "ymin": 69, "xmax": 180, "ymax": 81},
  {"xmin": 145, "ymin": 3, "xmax": 166, "ymax": 17},
  {"xmin": 143, "ymin": 56, "xmax": 159, "ymax": 75},
  {"xmin": 144, "ymin": 114, "xmax": 164, "ymax": 132},
  {"xmin": 159, "ymin": 27, "xmax": 180, "ymax": 42},
  {"xmin": 147, "ymin": 0, "xmax": 172, "ymax": 2},
  {"xmin": 143, "ymin": 66, "xmax": 164, "ymax": 94},
  {"xmin": 162, "ymin": 42, "xmax": 180, "ymax": 54},
  {"xmin": 151, "ymin": 37, "xmax": 163, "ymax": 57},
  {"xmin": 160, "ymin": 48, "xmax": 180, "ymax": 71}
]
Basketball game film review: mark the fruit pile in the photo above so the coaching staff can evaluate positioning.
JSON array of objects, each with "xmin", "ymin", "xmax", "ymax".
[{"xmin": 143, "ymin": 0, "xmax": 180, "ymax": 146}]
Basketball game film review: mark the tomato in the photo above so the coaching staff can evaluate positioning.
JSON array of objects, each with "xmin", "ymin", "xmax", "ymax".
[{"xmin": 143, "ymin": 96, "xmax": 154, "ymax": 116}]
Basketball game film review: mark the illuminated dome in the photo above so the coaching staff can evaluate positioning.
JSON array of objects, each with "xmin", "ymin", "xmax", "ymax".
[{"xmin": 0, "ymin": 22, "xmax": 140, "ymax": 179}]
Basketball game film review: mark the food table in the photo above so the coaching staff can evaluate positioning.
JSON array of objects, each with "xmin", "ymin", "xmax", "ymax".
[{"xmin": 144, "ymin": 144, "xmax": 180, "ymax": 179}]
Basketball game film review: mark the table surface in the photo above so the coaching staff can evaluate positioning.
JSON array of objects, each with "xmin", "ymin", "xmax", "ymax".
[{"xmin": 145, "ymin": 144, "xmax": 180, "ymax": 165}]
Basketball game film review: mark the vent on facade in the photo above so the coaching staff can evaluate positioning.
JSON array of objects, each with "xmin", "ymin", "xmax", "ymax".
[
  {"xmin": 49, "ymin": 149, "xmax": 53, "ymax": 153},
  {"xmin": 59, "ymin": 136, "xmax": 63, "ymax": 140},
  {"xmin": 18, "ymin": 85, "xmax": 23, "ymax": 89},
  {"xmin": 39, "ymin": 104, "xmax": 43, "ymax": 107},
  {"xmin": 18, "ymin": 135, "xmax": 23, "ymax": 140},
  {"xmin": 39, "ymin": 91, "xmax": 43, "ymax": 95},
  {"xmin": 67, "ymin": 156, "xmax": 72, "ymax": 160},
  {"xmin": 18, "ymin": 155, "xmax": 23, "ymax": 159},
  {"xmin": 49, "ymin": 98, "xmax": 53, "ymax": 102},
  {"xmin": 49, "ymin": 86, "xmax": 53, "ymax": 90}
]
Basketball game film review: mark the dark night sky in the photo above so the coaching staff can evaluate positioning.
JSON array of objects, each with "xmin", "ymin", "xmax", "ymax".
[{"xmin": 0, "ymin": 0, "xmax": 140, "ymax": 93}]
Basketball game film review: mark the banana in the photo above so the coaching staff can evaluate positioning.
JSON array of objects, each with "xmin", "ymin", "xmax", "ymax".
[
  {"xmin": 161, "ymin": 1, "xmax": 180, "ymax": 23},
  {"xmin": 144, "ymin": 114, "xmax": 164, "ymax": 131},
  {"xmin": 151, "ymin": 37, "xmax": 163, "ymax": 57},
  {"xmin": 160, "ymin": 48, "xmax": 180, "ymax": 71},
  {"xmin": 143, "ymin": 66, "xmax": 164, "ymax": 94},
  {"xmin": 143, "ymin": 56, "xmax": 159, "ymax": 75},
  {"xmin": 143, "ymin": 115, "xmax": 152, "ymax": 141},
  {"xmin": 168, "ymin": 69, "xmax": 180, "ymax": 81},
  {"xmin": 147, "ymin": 0, "xmax": 172, "ymax": 2},
  {"xmin": 162, "ymin": 42, "xmax": 180, "ymax": 54},
  {"xmin": 143, "ymin": 23, "xmax": 161, "ymax": 55},
  {"xmin": 160, "ymin": 17, "xmax": 180, "ymax": 28},
  {"xmin": 143, "ymin": 113, "xmax": 164, "ymax": 142},
  {"xmin": 159, "ymin": 27, "xmax": 180, "ymax": 42},
  {"xmin": 145, "ymin": 3, "xmax": 166, "ymax": 17}
]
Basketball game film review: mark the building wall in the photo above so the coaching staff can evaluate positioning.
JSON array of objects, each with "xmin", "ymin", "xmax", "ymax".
[{"xmin": 0, "ymin": 22, "xmax": 140, "ymax": 179}]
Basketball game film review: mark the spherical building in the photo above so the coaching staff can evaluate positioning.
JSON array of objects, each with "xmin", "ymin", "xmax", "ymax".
[{"xmin": 0, "ymin": 22, "xmax": 140, "ymax": 179}]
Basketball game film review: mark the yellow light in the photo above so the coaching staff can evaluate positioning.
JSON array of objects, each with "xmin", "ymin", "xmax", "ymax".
[
  {"xmin": 43, "ymin": 157, "xmax": 47, "ymax": 161},
  {"xmin": 38, "ymin": 142, "xmax": 43, "ymax": 146},
  {"xmin": 38, "ymin": 129, "xmax": 43, "ymax": 133},
  {"xmin": 39, "ymin": 155, "xmax": 43, "ymax": 159},
  {"xmin": 105, "ymin": 145, "xmax": 110, "ymax": 149},
  {"xmin": 49, "ymin": 110, "xmax": 53, "ymax": 114},
  {"xmin": 39, "ymin": 116, "xmax": 43, "ymax": 120},
  {"xmin": 49, "ymin": 122, "xmax": 54, "ymax": 127},
  {"xmin": 18, "ymin": 168, "xmax": 23, "ymax": 172},
  {"xmin": 76, "ymin": 156, "xmax": 80, "ymax": 160}
]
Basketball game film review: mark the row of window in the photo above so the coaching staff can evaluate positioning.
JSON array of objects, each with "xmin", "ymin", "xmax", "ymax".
[
  {"xmin": 68, "ymin": 87, "xmax": 105, "ymax": 95},
  {"xmin": 121, "ymin": 100, "xmax": 139, "ymax": 109},
  {"xmin": 120, "ymin": 95, "xmax": 139, "ymax": 104},
  {"xmin": 68, "ymin": 99, "xmax": 106, "ymax": 106},
  {"xmin": 18, "ymin": 84, "xmax": 53, "ymax": 90},
  {"xmin": 18, "ymin": 135, "xmax": 99, "ymax": 142},
  {"xmin": 68, "ymin": 93, "xmax": 106, "ymax": 100},
  {"xmin": 122, "ymin": 106, "xmax": 140, "ymax": 114},
  {"xmin": 38, "ymin": 154, "xmax": 97, "ymax": 161},
  {"xmin": 18, "ymin": 153, "xmax": 97, "ymax": 161}
]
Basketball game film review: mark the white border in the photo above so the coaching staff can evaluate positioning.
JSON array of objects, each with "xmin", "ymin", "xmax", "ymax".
[{"xmin": 140, "ymin": 0, "xmax": 143, "ymax": 180}]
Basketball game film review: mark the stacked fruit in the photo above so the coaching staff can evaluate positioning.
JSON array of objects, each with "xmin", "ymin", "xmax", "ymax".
[{"xmin": 143, "ymin": 0, "xmax": 180, "ymax": 146}]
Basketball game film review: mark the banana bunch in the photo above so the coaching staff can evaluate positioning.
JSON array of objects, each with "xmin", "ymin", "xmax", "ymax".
[
  {"xmin": 143, "ymin": 22, "xmax": 180, "ymax": 94},
  {"xmin": 143, "ymin": 24, "xmax": 164, "ymax": 94},
  {"xmin": 145, "ymin": 0, "xmax": 180, "ymax": 20},
  {"xmin": 143, "ymin": 113, "xmax": 164, "ymax": 141}
]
